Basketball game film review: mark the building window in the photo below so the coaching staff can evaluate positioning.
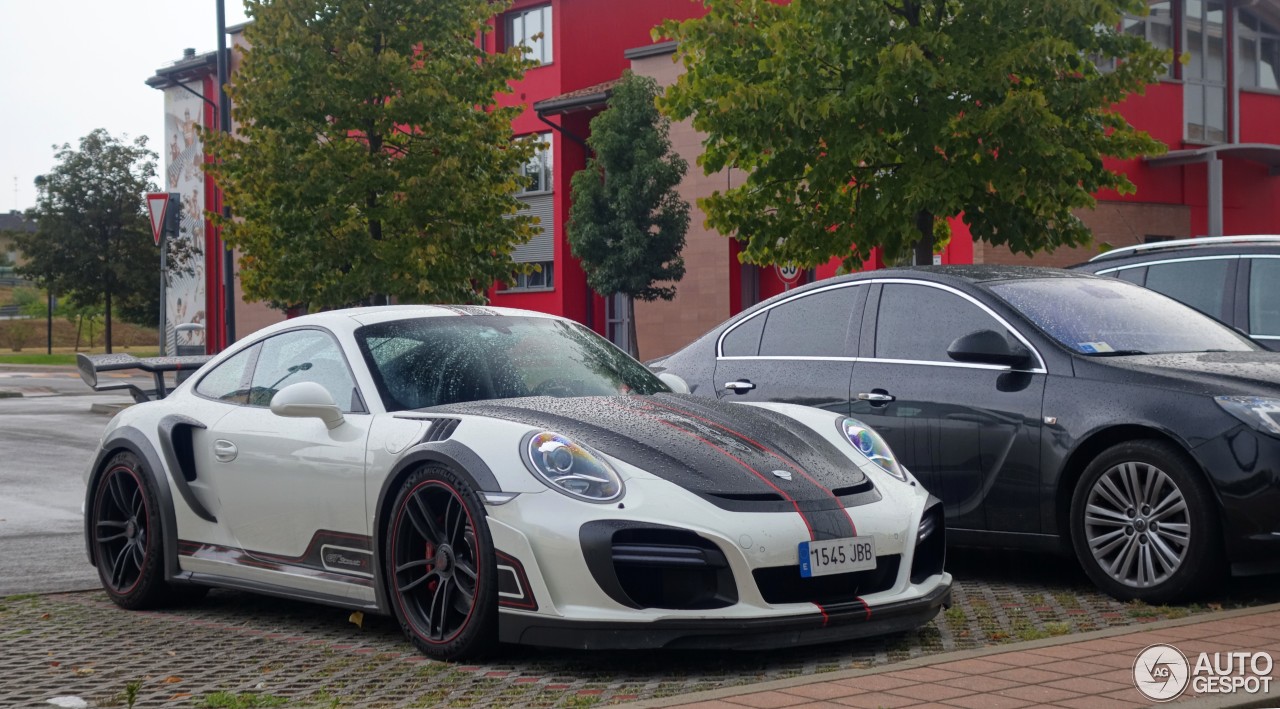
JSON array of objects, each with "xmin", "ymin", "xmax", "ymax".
[
  {"xmin": 1184, "ymin": 0, "xmax": 1228, "ymax": 143},
  {"xmin": 1121, "ymin": 1, "xmax": 1175, "ymax": 78},
  {"xmin": 507, "ymin": 133, "xmax": 554, "ymax": 279},
  {"xmin": 502, "ymin": 261, "xmax": 554, "ymax": 292},
  {"xmin": 1239, "ymin": 9, "xmax": 1280, "ymax": 91},
  {"xmin": 505, "ymin": 5, "xmax": 552, "ymax": 65},
  {"xmin": 518, "ymin": 134, "xmax": 552, "ymax": 195}
]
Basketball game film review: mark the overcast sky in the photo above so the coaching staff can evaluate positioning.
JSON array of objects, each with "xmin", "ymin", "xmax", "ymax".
[{"xmin": 0, "ymin": 1, "xmax": 251, "ymax": 214}]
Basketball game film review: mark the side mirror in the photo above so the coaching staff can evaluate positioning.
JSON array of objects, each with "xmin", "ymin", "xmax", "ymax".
[
  {"xmin": 947, "ymin": 329, "xmax": 1031, "ymax": 368},
  {"xmin": 657, "ymin": 372, "xmax": 691, "ymax": 394},
  {"xmin": 270, "ymin": 381, "xmax": 345, "ymax": 429}
]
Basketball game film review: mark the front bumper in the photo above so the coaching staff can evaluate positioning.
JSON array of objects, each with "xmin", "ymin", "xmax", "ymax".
[
  {"xmin": 498, "ymin": 577, "xmax": 952, "ymax": 650},
  {"xmin": 1192, "ymin": 425, "xmax": 1280, "ymax": 574}
]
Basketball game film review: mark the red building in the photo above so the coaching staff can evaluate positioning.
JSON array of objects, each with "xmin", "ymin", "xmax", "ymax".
[{"xmin": 154, "ymin": 1, "xmax": 1280, "ymax": 358}]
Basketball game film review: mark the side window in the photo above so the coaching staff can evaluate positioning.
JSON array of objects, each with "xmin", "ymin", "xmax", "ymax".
[
  {"xmin": 875, "ymin": 284, "xmax": 1008, "ymax": 362},
  {"xmin": 1113, "ymin": 267, "xmax": 1147, "ymax": 285},
  {"xmin": 759, "ymin": 287, "xmax": 861, "ymax": 357},
  {"xmin": 1143, "ymin": 259, "xmax": 1231, "ymax": 321},
  {"xmin": 194, "ymin": 345, "xmax": 258, "ymax": 405},
  {"xmin": 1249, "ymin": 259, "xmax": 1280, "ymax": 337},
  {"xmin": 249, "ymin": 330, "xmax": 361, "ymax": 412},
  {"xmin": 721, "ymin": 312, "xmax": 766, "ymax": 357}
]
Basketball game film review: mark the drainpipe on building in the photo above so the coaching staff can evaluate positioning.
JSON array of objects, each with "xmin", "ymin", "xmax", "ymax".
[{"xmin": 216, "ymin": 0, "xmax": 235, "ymax": 346}]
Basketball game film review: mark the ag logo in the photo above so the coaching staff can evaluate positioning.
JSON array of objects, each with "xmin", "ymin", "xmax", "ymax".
[{"xmin": 1134, "ymin": 643, "xmax": 1190, "ymax": 702}]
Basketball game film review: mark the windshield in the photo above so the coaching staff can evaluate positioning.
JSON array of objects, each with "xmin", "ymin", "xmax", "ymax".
[
  {"xmin": 988, "ymin": 278, "xmax": 1257, "ymax": 356},
  {"xmin": 355, "ymin": 316, "xmax": 669, "ymax": 411}
]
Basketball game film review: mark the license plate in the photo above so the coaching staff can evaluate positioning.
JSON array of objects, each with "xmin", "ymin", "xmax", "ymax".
[{"xmin": 799, "ymin": 536, "xmax": 876, "ymax": 578}]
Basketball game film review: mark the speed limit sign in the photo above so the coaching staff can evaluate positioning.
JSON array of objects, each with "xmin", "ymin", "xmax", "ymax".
[{"xmin": 777, "ymin": 263, "xmax": 801, "ymax": 284}]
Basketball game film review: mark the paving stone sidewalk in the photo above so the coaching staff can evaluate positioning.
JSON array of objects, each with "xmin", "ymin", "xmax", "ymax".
[
  {"xmin": 2, "ymin": 550, "xmax": 1277, "ymax": 707},
  {"xmin": 626, "ymin": 604, "xmax": 1280, "ymax": 709}
]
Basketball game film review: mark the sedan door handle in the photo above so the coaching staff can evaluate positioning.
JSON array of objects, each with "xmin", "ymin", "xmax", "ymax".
[
  {"xmin": 213, "ymin": 439, "xmax": 238, "ymax": 463},
  {"xmin": 857, "ymin": 392, "xmax": 895, "ymax": 403},
  {"xmin": 723, "ymin": 380, "xmax": 756, "ymax": 393}
]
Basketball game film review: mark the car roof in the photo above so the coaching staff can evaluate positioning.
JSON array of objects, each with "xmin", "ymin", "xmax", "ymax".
[
  {"xmin": 813, "ymin": 264, "xmax": 1094, "ymax": 289},
  {"xmin": 1073, "ymin": 235, "xmax": 1280, "ymax": 270}
]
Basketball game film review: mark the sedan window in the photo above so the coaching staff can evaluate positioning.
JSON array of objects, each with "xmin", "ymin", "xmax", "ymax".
[
  {"xmin": 758, "ymin": 287, "xmax": 860, "ymax": 357},
  {"xmin": 990, "ymin": 278, "xmax": 1255, "ymax": 355},
  {"xmin": 1143, "ymin": 258, "xmax": 1232, "ymax": 321},
  {"xmin": 1249, "ymin": 259, "xmax": 1280, "ymax": 337},
  {"xmin": 874, "ymin": 284, "xmax": 1008, "ymax": 362}
]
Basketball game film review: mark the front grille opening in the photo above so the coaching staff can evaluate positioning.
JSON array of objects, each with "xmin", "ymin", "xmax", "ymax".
[
  {"xmin": 910, "ymin": 504, "xmax": 946, "ymax": 584},
  {"xmin": 610, "ymin": 528, "xmax": 737, "ymax": 610},
  {"xmin": 753, "ymin": 555, "xmax": 900, "ymax": 605}
]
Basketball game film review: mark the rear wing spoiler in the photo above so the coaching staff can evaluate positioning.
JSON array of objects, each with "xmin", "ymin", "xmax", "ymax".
[{"xmin": 76, "ymin": 353, "xmax": 213, "ymax": 403}]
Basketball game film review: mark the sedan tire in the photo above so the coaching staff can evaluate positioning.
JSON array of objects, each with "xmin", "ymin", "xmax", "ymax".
[{"xmin": 1070, "ymin": 440, "xmax": 1221, "ymax": 603}]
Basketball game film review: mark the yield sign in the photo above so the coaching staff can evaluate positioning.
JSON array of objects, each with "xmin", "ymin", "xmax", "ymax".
[{"xmin": 146, "ymin": 192, "xmax": 170, "ymax": 246}]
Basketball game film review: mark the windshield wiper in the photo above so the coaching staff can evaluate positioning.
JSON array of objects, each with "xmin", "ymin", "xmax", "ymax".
[{"xmin": 1086, "ymin": 349, "xmax": 1149, "ymax": 357}]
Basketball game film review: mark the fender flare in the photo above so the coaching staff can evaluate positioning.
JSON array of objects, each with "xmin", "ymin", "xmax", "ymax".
[
  {"xmin": 370, "ymin": 440, "xmax": 502, "ymax": 612},
  {"xmin": 85, "ymin": 426, "xmax": 182, "ymax": 583}
]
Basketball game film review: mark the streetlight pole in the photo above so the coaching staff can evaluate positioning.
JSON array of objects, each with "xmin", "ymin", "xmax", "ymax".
[{"xmin": 216, "ymin": 0, "xmax": 236, "ymax": 347}]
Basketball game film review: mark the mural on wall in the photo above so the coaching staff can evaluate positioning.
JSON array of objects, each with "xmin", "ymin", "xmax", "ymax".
[{"xmin": 163, "ymin": 86, "xmax": 206, "ymax": 351}]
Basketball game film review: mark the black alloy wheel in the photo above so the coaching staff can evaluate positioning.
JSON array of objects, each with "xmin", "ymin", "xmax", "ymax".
[
  {"xmin": 1069, "ymin": 440, "xmax": 1221, "ymax": 603},
  {"xmin": 91, "ymin": 452, "xmax": 177, "ymax": 609},
  {"xmin": 387, "ymin": 465, "xmax": 497, "ymax": 660}
]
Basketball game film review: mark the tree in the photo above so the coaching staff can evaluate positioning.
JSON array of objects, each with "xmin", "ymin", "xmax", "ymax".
[
  {"xmin": 15, "ymin": 130, "xmax": 191, "ymax": 353},
  {"xmin": 205, "ymin": 0, "xmax": 542, "ymax": 311},
  {"xmin": 658, "ymin": 0, "xmax": 1170, "ymax": 269},
  {"xmin": 567, "ymin": 71, "xmax": 690, "ymax": 357}
]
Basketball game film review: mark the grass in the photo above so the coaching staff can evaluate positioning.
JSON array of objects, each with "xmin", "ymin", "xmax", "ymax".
[{"xmin": 199, "ymin": 692, "xmax": 289, "ymax": 709}]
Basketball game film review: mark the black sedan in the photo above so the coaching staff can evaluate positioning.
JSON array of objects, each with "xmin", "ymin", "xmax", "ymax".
[{"xmin": 651, "ymin": 266, "xmax": 1280, "ymax": 602}]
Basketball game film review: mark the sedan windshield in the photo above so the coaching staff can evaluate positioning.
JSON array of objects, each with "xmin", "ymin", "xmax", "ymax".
[
  {"xmin": 988, "ymin": 278, "xmax": 1257, "ymax": 356},
  {"xmin": 355, "ymin": 316, "xmax": 668, "ymax": 411}
]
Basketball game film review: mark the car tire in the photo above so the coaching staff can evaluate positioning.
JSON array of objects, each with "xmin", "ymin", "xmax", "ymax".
[
  {"xmin": 385, "ymin": 465, "xmax": 498, "ymax": 661},
  {"xmin": 90, "ymin": 451, "xmax": 173, "ymax": 610},
  {"xmin": 1070, "ymin": 440, "xmax": 1220, "ymax": 603}
]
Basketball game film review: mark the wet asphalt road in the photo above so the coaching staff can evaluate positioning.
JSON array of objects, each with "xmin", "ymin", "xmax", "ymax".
[{"xmin": 0, "ymin": 367, "xmax": 147, "ymax": 595}]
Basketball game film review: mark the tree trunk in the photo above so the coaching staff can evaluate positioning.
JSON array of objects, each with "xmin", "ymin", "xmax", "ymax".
[
  {"xmin": 627, "ymin": 295, "xmax": 640, "ymax": 359},
  {"xmin": 103, "ymin": 232, "xmax": 113, "ymax": 354},
  {"xmin": 104, "ymin": 289, "xmax": 113, "ymax": 354},
  {"xmin": 75, "ymin": 315, "xmax": 83, "ymax": 352},
  {"xmin": 913, "ymin": 210, "xmax": 935, "ymax": 266}
]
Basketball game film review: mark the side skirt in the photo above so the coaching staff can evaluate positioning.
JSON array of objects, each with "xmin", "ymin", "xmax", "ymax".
[{"xmin": 179, "ymin": 571, "xmax": 383, "ymax": 614}]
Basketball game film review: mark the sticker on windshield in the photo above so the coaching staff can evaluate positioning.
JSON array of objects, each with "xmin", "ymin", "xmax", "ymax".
[{"xmin": 1078, "ymin": 342, "xmax": 1115, "ymax": 354}]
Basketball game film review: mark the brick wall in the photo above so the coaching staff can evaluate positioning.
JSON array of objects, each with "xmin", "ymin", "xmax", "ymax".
[
  {"xmin": 975, "ymin": 201, "xmax": 1192, "ymax": 267},
  {"xmin": 629, "ymin": 49, "xmax": 737, "ymax": 361}
]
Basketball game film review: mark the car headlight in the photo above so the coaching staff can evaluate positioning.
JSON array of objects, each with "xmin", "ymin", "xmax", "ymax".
[
  {"xmin": 838, "ymin": 417, "xmax": 908, "ymax": 482},
  {"xmin": 525, "ymin": 432, "xmax": 624, "ymax": 502},
  {"xmin": 1215, "ymin": 396, "xmax": 1280, "ymax": 437}
]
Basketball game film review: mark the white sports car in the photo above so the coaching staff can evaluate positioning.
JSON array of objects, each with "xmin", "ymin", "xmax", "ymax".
[{"xmin": 79, "ymin": 306, "xmax": 951, "ymax": 660}]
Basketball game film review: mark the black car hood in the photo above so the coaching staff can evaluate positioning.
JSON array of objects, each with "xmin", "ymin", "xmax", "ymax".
[
  {"xmin": 433, "ymin": 394, "xmax": 873, "ymax": 517},
  {"xmin": 1093, "ymin": 351, "xmax": 1280, "ymax": 396}
]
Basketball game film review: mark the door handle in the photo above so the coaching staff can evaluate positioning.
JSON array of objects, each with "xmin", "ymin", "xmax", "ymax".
[
  {"xmin": 857, "ymin": 391, "xmax": 895, "ymax": 403},
  {"xmin": 213, "ymin": 439, "xmax": 238, "ymax": 463},
  {"xmin": 723, "ymin": 380, "xmax": 756, "ymax": 394}
]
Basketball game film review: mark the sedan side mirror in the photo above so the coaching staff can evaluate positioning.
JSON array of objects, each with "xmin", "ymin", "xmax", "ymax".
[
  {"xmin": 270, "ymin": 381, "xmax": 345, "ymax": 429},
  {"xmin": 947, "ymin": 329, "xmax": 1032, "ymax": 368}
]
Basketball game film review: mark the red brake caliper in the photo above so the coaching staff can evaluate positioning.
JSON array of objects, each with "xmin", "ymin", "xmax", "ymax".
[{"xmin": 424, "ymin": 541, "xmax": 437, "ymax": 593}]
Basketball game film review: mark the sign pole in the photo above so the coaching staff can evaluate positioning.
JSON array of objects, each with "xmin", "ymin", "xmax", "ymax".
[{"xmin": 159, "ymin": 235, "xmax": 168, "ymax": 355}]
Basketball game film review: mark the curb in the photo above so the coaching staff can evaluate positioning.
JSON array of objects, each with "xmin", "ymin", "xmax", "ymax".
[
  {"xmin": 620, "ymin": 602, "xmax": 1280, "ymax": 708},
  {"xmin": 89, "ymin": 402, "xmax": 129, "ymax": 415}
]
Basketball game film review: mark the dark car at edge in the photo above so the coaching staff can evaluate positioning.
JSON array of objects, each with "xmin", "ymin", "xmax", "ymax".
[{"xmin": 651, "ymin": 266, "xmax": 1280, "ymax": 602}]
